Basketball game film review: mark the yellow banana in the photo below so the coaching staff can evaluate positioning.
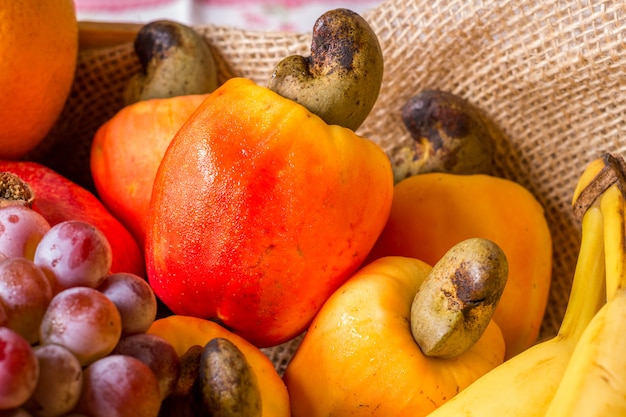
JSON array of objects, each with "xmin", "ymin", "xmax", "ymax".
[
  {"xmin": 425, "ymin": 157, "xmax": 608, "ymax": 417},
  {"xmin": 545, "ymin": 155, "xmax": 626, "ymax": 417}
]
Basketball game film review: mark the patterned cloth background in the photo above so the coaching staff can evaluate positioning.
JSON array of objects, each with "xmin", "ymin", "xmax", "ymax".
[{"xmin": 74, "ymin": 0, "xmax": 383, "ymax": 33}]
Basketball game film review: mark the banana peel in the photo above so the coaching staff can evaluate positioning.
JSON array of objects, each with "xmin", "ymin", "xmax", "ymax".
[{"xmin": 545, "ymin": 153, "xmax": 626, "ymax": 416}]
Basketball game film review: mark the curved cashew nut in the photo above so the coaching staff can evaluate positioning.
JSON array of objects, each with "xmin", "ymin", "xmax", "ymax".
[
  {"xmin": 124, "ymin": 20, "xmax": 218, "ymax": 105},
  {"xmin": 268, "ymin": 9, "xmax": 384, "ymax": 131},
  {"xmin": 411, "ymin": 237, "xmax": 508, "ymax": 359}
]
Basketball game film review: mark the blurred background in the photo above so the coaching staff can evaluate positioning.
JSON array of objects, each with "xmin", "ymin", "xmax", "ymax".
[{"xmin": 74, "ymin": 0, "xmax": 384, "ymax": 33}]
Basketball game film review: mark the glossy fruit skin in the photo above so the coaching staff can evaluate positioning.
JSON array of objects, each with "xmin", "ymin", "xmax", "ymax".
[
  {"xmin": 75, "ymin": 354, "xmax": 161, "ymax": 417},
  {"xmin": 366, "ymin": 173, "xmax": 553, "ymax": 359},
  {"xmin": 283, "ymin": 256, "xmax": 505, "ymax": 417},
  {"xmin": 0, "ymin": 327, "xmax": 39, "ymax": 409},
  {"xmin": 147, "ymin": 315, "xmax": 290, "ymax": 417},
  {"xmin": 0, "ymin": 257, "xmax": 53, "ymax": 344},
  {"xmin": 145, "ymin": 77, "xmax": 394, "ymax": 347},
  {"xmin": 25, "ymin": 343, "xmax": 83, "ymax": 417},
  {"xmin": 0, "ymin": 205, "xmax": 51, "ymax": 260},
  {"xmin": 34, "ymin": 220, "xmax": 113, "ymax": 291},
  {"xmin": 0, "ymin": 0, "xmax": 78, "ymax": 159},
  {"xmin": 98, "ymin": 272, "xmax": 157, "ymax": 335},
  {"xmin": 0, "ymin": 160, "xmax": 145, "ymax": 277},
  {"xmin": 39, "ymin": 286, "xmax": 122, "ymax": 366},
  {"xmin": 90, "ymin": 94, "xmax": 209, "ymax": 247}
]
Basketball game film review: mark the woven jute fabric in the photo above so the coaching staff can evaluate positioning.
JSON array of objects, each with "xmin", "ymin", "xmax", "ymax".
[{"xmin": 31, "ymin": 0, "xmax": 626, "ymax": 374}]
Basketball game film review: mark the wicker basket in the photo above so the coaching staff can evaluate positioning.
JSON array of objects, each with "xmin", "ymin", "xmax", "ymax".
[{"xmin": 30, "ymin": 0, "xmax": 626, "ymax": 374}]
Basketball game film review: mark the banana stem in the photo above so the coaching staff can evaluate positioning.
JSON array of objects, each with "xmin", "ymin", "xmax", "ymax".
[{"xmin": 556, "ymin": 203, "xmax": 606, "ymax": 341}]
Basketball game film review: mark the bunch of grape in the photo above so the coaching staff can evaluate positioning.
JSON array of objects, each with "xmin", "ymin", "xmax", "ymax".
[{"xmin": 0, "ymin": 205, "xmax": 181, "ymax": 417}]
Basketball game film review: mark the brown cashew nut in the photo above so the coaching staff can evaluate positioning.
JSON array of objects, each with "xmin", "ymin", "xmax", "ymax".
[
  {"xmin": 268, "ymin": 8, "xmax": 384, "ymax": 131},
  {"xmin": 198, "ymin": 337, "xmax": 262, "ymax": 417},
  {"xmin": 393, "ymin": 90, "xmax": 502, "ymax": 181},
  {"xmin": 410, "ymin": 237, "xmax": 508, "ymax": 359},
  {"xmin": 124, "ymin": 20, "xmax": 218, "ymax": 105},
  {"xmin": 159, "ymin": 339, "xmax": 262, "ymax": 417}
]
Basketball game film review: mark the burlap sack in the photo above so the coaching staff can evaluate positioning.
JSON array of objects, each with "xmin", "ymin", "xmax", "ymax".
[{"xmin": 31, "ymin": 0, "xmax": 626, "ymax": 374}]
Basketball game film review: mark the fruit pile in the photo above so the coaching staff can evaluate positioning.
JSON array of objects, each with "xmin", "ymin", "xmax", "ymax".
[
  {"xmin": 1, "ymin": 1, "xmax": 625, "ymax": 416},
  {"xmin": 0, "ymin": 202, "xmax": 282, "ymax": 417},
  {"xmin": 0, "ymin": 205, "xmax": 147, "ymax": 415},
  {"xmin": 0, "ymin": 204, "xmax": 161, "ymax": 415},
  {"xmin": 425, "ymin": 153, "xmax": 626, "ymax": 417}
]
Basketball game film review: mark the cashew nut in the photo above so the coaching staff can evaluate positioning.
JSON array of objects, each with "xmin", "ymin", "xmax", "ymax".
[
  {"xmin": 393, "ymin": 90, "xmax": 500, "ymax": 182},
  {"xmin": 411, "ymin": 237, "xmax": 508, "ymax": 359},
  {"xmin": 124, "ymin": 20, "xmax": 218, "ymax": 105},
  {"xmin": 268, "ymin": 8, "xmax": 384, "ymax": 131}
]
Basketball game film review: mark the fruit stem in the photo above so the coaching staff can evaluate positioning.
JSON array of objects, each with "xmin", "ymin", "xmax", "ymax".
[{"xmin": 0, "ymin": 172, "xmax": 34, "ymax": 208}]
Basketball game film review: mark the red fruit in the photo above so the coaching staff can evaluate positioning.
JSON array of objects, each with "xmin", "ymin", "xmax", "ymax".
[
  {"xmin": 145, "ymin": 78, "xmax": 393, "ymax": 347},
  {"xmin": 0, "ymin": 327, "xmax": 39, "ymax": 409},
  {"xmin": 0, "ymin": 160, "xmax": 144, "ymax": 277},
  {"xmin": 91, "ymin": 94, "xmax": 209, "ymax": 248}
]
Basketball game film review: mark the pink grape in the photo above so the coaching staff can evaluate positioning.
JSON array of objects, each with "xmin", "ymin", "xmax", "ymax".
[
  {"xmin": 98, "ymin": 272, "xmax": 157, "ymax": 335},
  {"xmin": 33, "ymin": 220, "xmax": 112, "ymax": 291},
  {"xmin": 74, "ymin": 355, "xmax": 162, "ymax": 417},
  {"xmin": 0, "ymin": 257, "xmax": 53, "ymax": 343},
  {"xmin": 0, "ymin": 327, "xmax": 39, "ymax": 410},
  {"xmin": 39, "ymin": 286, "xmax": 122, "ymax": 366},
  {"xmin": 0, "ymin": 205, "xmax": 51, "ymax": 260},
  {"xmin": 24, "ymin": 344, "xmax": 83, "ymax": 417},
  {"xmin": 113, "ymin": 333, "xmax": 181, "ymax": 400}
]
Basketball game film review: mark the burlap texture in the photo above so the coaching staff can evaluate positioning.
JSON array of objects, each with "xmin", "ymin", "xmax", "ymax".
[{"xmin": 31, "ymin": 0, "xmax": 626, "ymax": 374}]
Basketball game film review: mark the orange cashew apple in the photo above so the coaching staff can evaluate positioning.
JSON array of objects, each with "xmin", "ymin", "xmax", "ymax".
[
  {"xmin": 366, "ymin": 173, "xmax": 552, "ymax": 358},
  {"xmin": 283, "ymin": 255, "xmax": 506, "ymax": 417}
]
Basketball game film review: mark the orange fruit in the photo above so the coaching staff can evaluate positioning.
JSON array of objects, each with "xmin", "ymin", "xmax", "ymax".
[{"xmin": 0, "ymin": 0, "xmax": 78, "ymax": 159}]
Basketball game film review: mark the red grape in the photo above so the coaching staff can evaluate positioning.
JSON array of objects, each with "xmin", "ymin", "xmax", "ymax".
[
  {"xmin": 0, "ymin": 258, "xmax": 52, "ymax": 343},
  {"xmin": 33, "ymin": 220, "xmax": 112, "ymax": 291},
  {"xmin": 39, "ymin": 286, "xmax": 122, "ymax": 366},
  {"xmin": 24, "ymin": 344, "xmax": 83, "ymax": 417},
  {"xmin": 74, "ymin": 355, "xmax": 162, "ymax": 417},
  {"xmin": 98, "ymin": 272, "xmax": 157, "ymax": 335},
  {"xmin": 113, "ymin": 333, "xmax": 181, "ymax": 400},
  {"xmin": 0, "ymin": 206, "xmax": 50, "ymax": 261},
  {"xmin": 0, "ymin": 327, "xmax": 39, "ymax": 410}
]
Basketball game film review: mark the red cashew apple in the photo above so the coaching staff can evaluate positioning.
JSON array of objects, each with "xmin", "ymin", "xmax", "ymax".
[{"xmin": 145, "ymin": 78, "xmax": 394, "ymax": 347}]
